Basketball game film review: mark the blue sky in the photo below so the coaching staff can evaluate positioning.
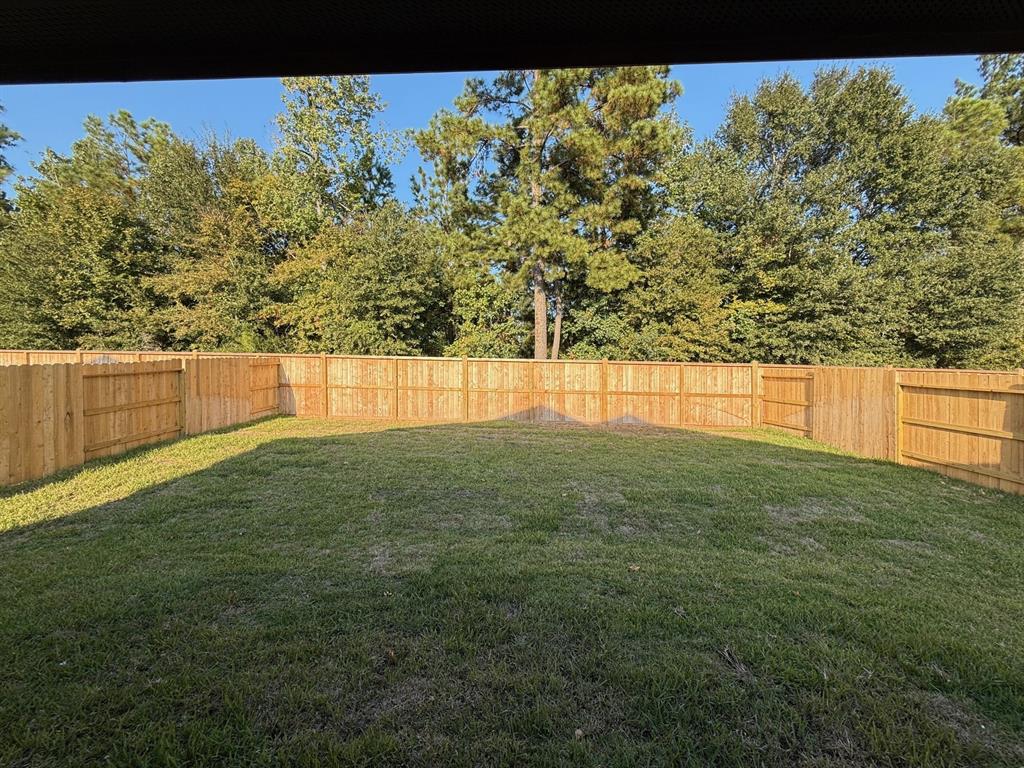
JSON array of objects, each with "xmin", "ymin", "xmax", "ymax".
[{"xmin": 1, "ymin": 56, "xmax": 980, "ymax": 202}]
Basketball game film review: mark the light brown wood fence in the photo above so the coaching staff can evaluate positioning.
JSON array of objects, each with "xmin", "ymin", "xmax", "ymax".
[
  {"xmin": 0, "ymin": 356, "xmax": 279, "ymax": 485},
  {"xmin": 3, "ymin": 350, "xmax": 1024, "ymax": 494}
]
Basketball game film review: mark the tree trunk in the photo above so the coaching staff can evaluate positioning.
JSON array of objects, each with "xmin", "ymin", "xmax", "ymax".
[
  {"xmin": 533, "ymin": 259, "xmax": 547, "ymax": 359},
  {"xmin": 551, "ymin": 292, "xmax": 563, "ymax": 360},
  {"xmin": 530, "ymin": 70, "xmax": 547, "ymax": 360}
]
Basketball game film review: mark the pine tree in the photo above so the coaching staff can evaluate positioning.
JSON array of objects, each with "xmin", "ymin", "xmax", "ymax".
[
  {"xmin": 417, "ymin": 67, "xmax": 683, "ymax": 359},
  {"xmin": 956, "ymin": 54, "xmax": 1024, "ymax": 146}
]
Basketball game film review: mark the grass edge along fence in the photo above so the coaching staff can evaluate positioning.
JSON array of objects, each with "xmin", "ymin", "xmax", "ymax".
[{"xmin": 2, "ymin": 349, "xmax": 1023, "ymax": 495}]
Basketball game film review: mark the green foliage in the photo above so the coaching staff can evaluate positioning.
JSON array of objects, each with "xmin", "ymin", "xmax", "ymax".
[
  {"xmin": 956, "ymin": 54, "xmax": 1024, "ymax": 146},
  {"xmin": 417, "ymin": 67, "xmax": 684, "ymax": 358},
  {"xmin": 681, "ymin": 66, "xmax": 1024, "ymax": 367},
  {"xmin": 275, "ymin": 75, "xmax": 400, "ymax": 223},
  {"xmin": 1, "ymin": 61, "xmax": 1022, "ymax": 368},
  {"xmin": 0, "ymin": 113, "xmax": 165, "ymax": 349},
  {"xmin": 270, "ymin": 202, "xmax": 450, "ymax": 355},
  {"xmin": 0, "ymin": 103, "xmax": 20, "ymax": 212},
  {"xmin": 0, "ymin": 77, "xmax": 407, "ymax": 353},
  {"xmin": 445, "ymin": 261, "xmax": 532, "ymax": 358},
  {"xmin": 0, "ymin": 184, "xmax": 159, "ymax": 348},
  {"xmin": 561, "ymin": 217, "xmax": 730, "ymax": 360},
  {"xmin": 143, "ymin": 136, "xmax": 288, "ymax": 351}
]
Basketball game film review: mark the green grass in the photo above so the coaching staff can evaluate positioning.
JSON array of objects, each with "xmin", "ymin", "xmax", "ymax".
[{"xmin": 2, "ymin": 418, "xmax": 1023, "ymax": 767}]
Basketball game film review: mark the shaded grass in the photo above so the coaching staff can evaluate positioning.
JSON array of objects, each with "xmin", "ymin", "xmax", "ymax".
[{"xmin": 1, "ymin": 417, "xmax": 1023, "ymax": 766}]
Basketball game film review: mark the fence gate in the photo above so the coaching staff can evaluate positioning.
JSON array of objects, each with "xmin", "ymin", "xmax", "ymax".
[
  {"xmin": 895, "ymin": 375, "xmax": 1024, "ymax": 493},
  {"xmin": 250, "ymin": 358, "xmax": 280, "ymax": 418},
  {"xmin": 759, "ymin": 367, "xmax": 814, "ymax": 436}
]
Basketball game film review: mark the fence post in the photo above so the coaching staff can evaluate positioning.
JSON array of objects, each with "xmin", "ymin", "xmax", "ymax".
[
  {"xmin": 750, "ymin": 361, "xmax": 761, "ymax": 427},
  {"xmin": 177, "ymin": 361, "xmax": 188, "ymax": 438},
  {"xmin": 190, "ymin": 350, "xmax": 200, "ymax": 434},
  {"xmin": 393, "ymin": 357, "xmax": 400, "ymax": 421},
  {"xmin": 677, "ymin": 362, "xmax": 685, "ymax": 427},
  {"xmin": 808, "ymin": 367, "xmax": 819, "ymax": 440},
  {"xmin": 320, "ymin": 353, "xmax": 329, "ymax": 419},
  {"xmin": 462, "ymin": 356, "xmax": 470, "ymax": 422},
  {"xmin": 70, "ymin": 362, "xmax": 85, "ymax": 466},
  {"xmin": 601, "ymin": 359, "xmax": 609, "ymax": 425},
  {"xmin": 884, "ymin": 366, "xmax": 903, "ymax": 463},
  {"xmin": 530, "ymin": 359, "xmax": 538, "ymax": 422}
]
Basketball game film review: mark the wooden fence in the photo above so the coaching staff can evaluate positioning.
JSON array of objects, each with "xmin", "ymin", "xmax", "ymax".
[
  {"xmin": 275, "ymin": 355, "xmax": 756, "ymax": 427},
  {"xmin": 0, "ymin": 356, "xmax": 279, "ymax": 486},
  {"xmin": 3, "ymin": 349, "xmax": 1024, "ymax": 494}
]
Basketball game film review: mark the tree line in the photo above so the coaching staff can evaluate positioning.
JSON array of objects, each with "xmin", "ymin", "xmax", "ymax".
[{"xmin": 1, "ymin": 56, "xmax": 1023, "ymax": 367}]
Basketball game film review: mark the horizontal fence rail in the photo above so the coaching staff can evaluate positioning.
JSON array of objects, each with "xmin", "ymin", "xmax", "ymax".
[
  {"xmin": 2, "ymin": 349, "xmax": 1024, "ymax": 494},
  {"xmin": 0, "ymin": 355, "xmax": 279, "ymax": 486}
]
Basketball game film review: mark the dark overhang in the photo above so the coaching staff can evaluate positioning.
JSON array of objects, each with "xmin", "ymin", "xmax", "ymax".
[{"xmin": 2, "ymin": 1, "xmax": 1023, "ymax": 85}]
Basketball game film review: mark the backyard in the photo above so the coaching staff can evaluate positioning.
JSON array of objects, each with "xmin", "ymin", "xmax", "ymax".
[{"xmin": 1, "ymin": 417, "xmax": 1022, "ymax": 766}]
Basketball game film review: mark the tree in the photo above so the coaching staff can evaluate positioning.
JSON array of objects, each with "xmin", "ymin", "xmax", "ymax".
[
  {"xmin": 144, "ymin": 136, "xmax": 289, "ymax": 351},
  {"xmin": 0, "ymin": 112, "xmax": 166, "ymax": 348},
  {"xmin": 618, "ymin": 217, "xmax": 731, "ymax": 360},
  {"xmin": 679, "ymin": 66, "xmax": 1024, "ymax": 367},
  {"xmin": 274, "ymin": 75, "xmax": 400, "ymax": 227},
  {"xmin": 0, "ymin": 103, "xmax": 20, "ymax": 213},
  {"xmin": 270, "ymin": 202, "xmax": 450, "ymax": 355},
  {"xmin": 444, "ymin": 260, "xmax": 532, "ymax": 358},
  {"xmin": 417, "ymin": 67, "xmax": 683, "ymax": 359},
  {"xmin": 956, "ymin": 54, "xmax": 1024, "ymax": 146}
]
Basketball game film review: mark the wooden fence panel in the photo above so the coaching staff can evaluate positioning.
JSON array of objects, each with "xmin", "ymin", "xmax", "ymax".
[
  {"xmin": 535, "ymin": 360, "xmax": 602, "ymax": 423},
  {"xmin": 0, "ymin": 356, "xmax": 277, "ymax": 486},
  {"xmin": 276, "ymin": 355, "xmax": 322, "ymax": 417},
  {"xmin": 897, "ymin": 369, "xmax": 1024, "ymax": 493},
  {"xmin": 83, "ymin": 360, "xmax": 183, "ymax": 460},
  {"xmin": 760, "ymin": 366, "xmax": 814, "ymax": 435},
  {"xmin": 10, "ymin": 348, "xmax": 1024, "ymax": 495},
  {"xmin": 811, "ymin": 367, "xmax": 891, "ymax": 459},
  {"xmin": 467, "ymin": 359, "xmax": 534, "ymax": 421},
  {"xmin": 328, "ymin": 356, "xmax": 394, "ymax": 419},
  {"xmin": 186, "ymin": 357, "xmax": 253, "ymax": 434},
  {"xmin": 250, "ymin": 358, "xmax": 280, "ymax": 418},
  {"xmin": 681, "ymin": 364, "xmax": 752, "ymax": 428},
  {"xmin": 606, "ymin": 361, "xmax": 679, "ymax": 426},
  {"xmin": 399, "ymin": 357, "xmax": 463, "ymax": 421},
  {"xmin": 0, "ymin": 364, "xmax": 84, "ymax": 485}
]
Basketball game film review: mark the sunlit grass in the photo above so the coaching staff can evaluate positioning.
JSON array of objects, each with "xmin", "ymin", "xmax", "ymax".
[{"xmin": 1, "ymin": 418, "xmax": 1022, "ymax": 766}]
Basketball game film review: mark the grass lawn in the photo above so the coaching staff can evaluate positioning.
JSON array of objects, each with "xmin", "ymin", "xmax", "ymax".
[{"xmin": 1, "ymin": 418, "xmax": 1023, "ymax": 767}]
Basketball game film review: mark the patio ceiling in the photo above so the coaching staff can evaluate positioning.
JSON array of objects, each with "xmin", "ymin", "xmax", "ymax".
[{"xmin": 2, "ymin": 0, "xmax": 1023, "ymax": 85}]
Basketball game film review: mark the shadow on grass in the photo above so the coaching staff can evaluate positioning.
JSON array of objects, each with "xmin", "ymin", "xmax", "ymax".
[{"xmin": 1, "ymin": 417, "xmax": 1023, "ymax": 766}]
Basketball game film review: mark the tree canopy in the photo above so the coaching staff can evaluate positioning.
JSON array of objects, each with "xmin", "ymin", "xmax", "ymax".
[{"xmin": 1, "ymin": 57, "xmax": 1022, "ymax": 368}]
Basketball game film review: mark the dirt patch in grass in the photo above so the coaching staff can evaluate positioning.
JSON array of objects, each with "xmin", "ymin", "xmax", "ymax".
[
  {"xmin": 365, "ymin": 542, "xmax": 434, "ymax": 575},
  {"xmin": 919, "ymin": 691, "xmax": 1023, "ymax": 759},
  {"xmin": 571, "ymin": 481, "xmax": 626, "ymax": 515},
  {"xmin": 758, "ymin": 534, "xmax": 825, "ymax": 555},
  {"xmin": 764, "ymin": 497, "xmax": 867, "ymax": 525},
  {"xmin": 369, "ymin": 545, "xmax": 393, "ymax": 574},
  {"xmin": 562, "ymin": 479, "xmax": 627, "ymax": 533},
  {"xmin": 360, "ymin": 675, "xmax": 436, "ymax": 724}
]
